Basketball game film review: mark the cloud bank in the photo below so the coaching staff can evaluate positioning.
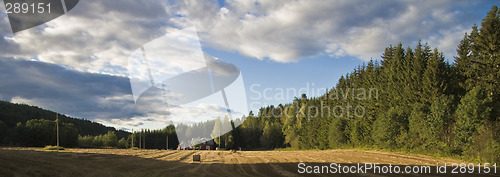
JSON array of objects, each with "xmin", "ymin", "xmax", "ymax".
[
  {"xmin": 179, "ymin": 0, "xmax": 493, "ymax": 62},
  {"xmin": 0, "ymin": 57, "xmax": 138, "ymax": 120},
  {"xmin": 0, "ymin": 0, "xmax": 494, "ymax": 71}
]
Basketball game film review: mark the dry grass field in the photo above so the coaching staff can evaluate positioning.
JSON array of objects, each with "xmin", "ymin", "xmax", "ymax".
[{"xmin": 0, "ymin": 147, "xmax": 497, "ymax": 177}]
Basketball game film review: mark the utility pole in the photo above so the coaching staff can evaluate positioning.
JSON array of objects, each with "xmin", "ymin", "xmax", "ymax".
[
  {"xmin": 139, "ymin": 130, "xmax": 141, "ymax": 149},
  {"xmin": 166, "ymin": 135, "xmax": 169, "ymax": 150},
  {"xmin": 143, "ymin": 129, "xmax": 146, "ymax": 149},
  {"xmin": 56, "ymin": 113, "xmax": 59, "ymax": 147},
  {"xmin": 131, "ymin": 129, "xmax": 134, "ymax": 148}
]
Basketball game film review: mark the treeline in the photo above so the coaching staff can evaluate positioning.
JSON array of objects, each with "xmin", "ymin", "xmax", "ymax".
[
  {"xmin": 120, "ymin": 118, "xmax": 242, "ymax": 150},
  {"xmin": 0, "ymin": 119, "xmax": 78, "ymax": 147},
  {"xmin": 0, "ymin": 101, "xmax": 130, "ymax": 147},
  {"xmin": 229, "ymin": 6, "xmax": 499, "ymax": 162},
  {"xmin": 0, "ymin": 117, "xmax": 131, "ymax": 148},
  {"xmin": 128, "ymin": 125, "xmax": 178, "ymax": 149},
  {"xmin": 78, "ymin": 125, "xmax": 179, "ymax": 149},
  {"xmin": 78, "ymin": 131, "xmax": 126, "ymax": 148}
]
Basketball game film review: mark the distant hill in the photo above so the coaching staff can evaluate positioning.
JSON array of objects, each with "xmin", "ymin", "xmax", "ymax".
[{"xmin": 0, "ymin": 100, "xmax": 130, "ymax": 139}]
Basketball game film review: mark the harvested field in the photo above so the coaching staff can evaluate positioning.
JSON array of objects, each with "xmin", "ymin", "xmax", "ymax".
[{"xmin": 0, "ymin": 147, "xmax": 497, "ymax": 177}]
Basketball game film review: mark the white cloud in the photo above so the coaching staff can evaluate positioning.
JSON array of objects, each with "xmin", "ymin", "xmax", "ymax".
[
  {"xmin": 10, "ymin": 96, "xmax": 35, "ymax": 105},
  {"xmin": 0, "ymin": 0, "xmax": 174, "ymax": 76},
  {"xmin": 425, "ymin": 27, "xmax": 469, "ymax": 62},
  {"xmin": 105, "ymin": 118, "xmax": 144, "ymax": 127},
  {"xmin": 177, "ymin": 0, "xmax": 489, "ymax": 62},
  {"xmin": 0, "ymin": 0, "xmax": 491, "ymax": 73}
]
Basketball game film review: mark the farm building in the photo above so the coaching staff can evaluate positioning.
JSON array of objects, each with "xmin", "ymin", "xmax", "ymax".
[{"xmin": 191, "ymin": 137, "xmax": 215, "ymax": 150}]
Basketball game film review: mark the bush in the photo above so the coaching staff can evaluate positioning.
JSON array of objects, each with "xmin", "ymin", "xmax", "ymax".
[
  {"xmin": 103, "ymin": 131, "xmax": 118, "ymax": 147},
  {"xmin": 372, "ymin": 107, "xmax": 408, "ymax": 149},
  {"xmin": 78, "ymin": 135, "xmax": 94, "ymax": 148},
  {"xmin": 117, "ymin": 138, "xmax": 128, "ymax": 149},
  {"xmin": 92, "ymin": 135, "xmax": 104, "ymax": 147},
  {"xmin": 454, "ymin": 87, "xmax": 492, "ymax": 151},
  {"xmin": 44, "ymin": 145, "xmax": 64, "ymax": 150}
]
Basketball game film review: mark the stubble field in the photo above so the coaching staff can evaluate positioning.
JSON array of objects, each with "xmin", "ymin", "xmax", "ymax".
[{"xmin": 0, "ymin": 147, "xmax": 497, "ymax": 177}]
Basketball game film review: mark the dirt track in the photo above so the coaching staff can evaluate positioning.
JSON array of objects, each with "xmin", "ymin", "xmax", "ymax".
[{"xmin": 0, "ymin": 147, "xmax": 498, "ymax": 177}]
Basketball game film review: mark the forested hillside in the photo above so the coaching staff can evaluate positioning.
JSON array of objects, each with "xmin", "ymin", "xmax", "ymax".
[{"xmin": 0, "ymin": 101, "xmax": 130, "ymax": 146}]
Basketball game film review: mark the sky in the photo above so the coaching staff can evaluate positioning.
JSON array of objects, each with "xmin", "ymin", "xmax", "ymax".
[{"xmin": 0, "ymin": 0, "xmax": 498, "ymax": 132}]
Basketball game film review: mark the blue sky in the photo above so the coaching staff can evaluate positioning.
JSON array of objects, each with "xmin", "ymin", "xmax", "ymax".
[
  {"xmin": 203, "ymin": 47, "xmax": 363, "ymax": 110},
  {"xmin": 0, "ymin": 0, "xmax": 497, "ymax": 131}
]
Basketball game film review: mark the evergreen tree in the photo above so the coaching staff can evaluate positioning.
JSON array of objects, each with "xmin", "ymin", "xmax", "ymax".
[
  {"xmin": 0, "ymin": 120, "xmax": 7, "ymax": 144},
  {"xmin": 454, "ymin": 32, "xmax": 473, "ymax": 94},
  {"xmin": 211, "ymin": 117, "xmax": 222, "ymax": 146},
  {"xmin": 240, "ymin": 115, "xmax": 263, "ymax": 149},
  {"xmin": 10, "ymin": 119, "xmax": 78, "ymax": 147},
  {"xmin": 454, "ymin": 87, "xmax": 492, "ymax": 150},
  {"xmin": 372, "ymin": 107, "xmax": 408, "ymax": 148},
  {"xmin": 260, "ymin": 122, "xmax": 284, "ymax": 149},
  {"xmin": 473, "ymin": 6, "xmax": 500, "ymax": 120},
  {"xmin": 427, "ymin": 95, "xmax": 456, "ymax": 145},
  {"xmin": 422, "ymin": 48, "xmax": 447, "ymax": 106},
  {"xmin": 408, "ymin": 103, "xmax": 428, "ymax": 148},
  {"xmin": 328, "ymin": 117, "xmax": 348, "ymax": 148},
  {"xmin": 230, "ymin": 120, "xmax": 243, "ymax": 149},
  {"xmin": 410, "ymin": 41, "xmax": 428, "ymax": 103},
  {"xmin": 282, "ymin": 103, "xmax": 299, "ymax": 148}
]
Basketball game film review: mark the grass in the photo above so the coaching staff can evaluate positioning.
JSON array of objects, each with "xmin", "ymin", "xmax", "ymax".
[{"xmin": 43, "ymin": 145, "xmax": 65, "ymax": 151}]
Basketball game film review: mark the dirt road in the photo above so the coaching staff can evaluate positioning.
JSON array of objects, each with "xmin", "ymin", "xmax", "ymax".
[{"xmin": 0, "ymin": 147, "xmax": 497, "ymax": 177}]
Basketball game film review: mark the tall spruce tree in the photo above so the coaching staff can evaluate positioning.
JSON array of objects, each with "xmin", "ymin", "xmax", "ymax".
[
  {"xmin": 454, "ymin": 87, "xmax": 492, "ymax": 151},
  {"xmin": 422, "ymin": 48, "xmax": 447, "ymax": 106},
  {"xmin": 473, "ymin": 6, "xmax": 500, "ymax": 120}
]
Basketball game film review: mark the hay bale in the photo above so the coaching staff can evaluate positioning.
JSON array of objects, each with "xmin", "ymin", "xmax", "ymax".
[{"xmin": 193, "ymin": 155, "xmax": 201, "ymax": 161}]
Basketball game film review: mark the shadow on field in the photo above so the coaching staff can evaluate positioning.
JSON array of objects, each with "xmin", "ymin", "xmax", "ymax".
[{"xmin": 0, "ymin": 149, "xmax": 497, "ymax": 177}]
